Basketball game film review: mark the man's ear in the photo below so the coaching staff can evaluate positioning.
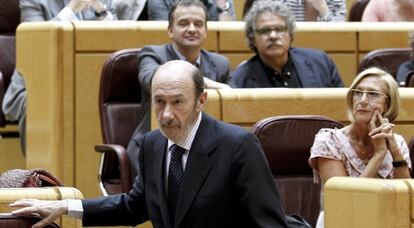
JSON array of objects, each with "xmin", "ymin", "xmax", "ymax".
[
  {"xmin": 197, "ymin": 91, "xmax": 208, "ymax": 110},
  {"xmin": 167, "ymin": 26, "xmax": 173, "ymax": 38}
]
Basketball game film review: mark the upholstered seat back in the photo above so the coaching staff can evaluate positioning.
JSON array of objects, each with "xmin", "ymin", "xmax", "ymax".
[
  {"xmin": 99, "ymin": 48, "xmax": 142, "ymax": 147},
  {"xmin": 359, "ymin": 48, "xmax": 411, "ymax": 78},
  {"xmin": 0, "ymin": 0, "xmax": 20, "ymax": 128},
  {"xmin": 251, "ymin": 115, "xmax": 343, "ymax": 227},
  {"xmin": 405, "ymin": 70, "xmax": 414, "ymax": 87},
  {"xmin": 348, "ymin": 0, "xmax": 370, "ymax": 21},
  {"xmin": 97, "ymin": 48, "xmax": 142, "ymax": 195}
]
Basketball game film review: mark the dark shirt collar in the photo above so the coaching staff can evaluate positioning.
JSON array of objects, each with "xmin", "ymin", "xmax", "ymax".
[{"xmin": 258, "ymin": 50, "xmax": 302, "ymax": 88}]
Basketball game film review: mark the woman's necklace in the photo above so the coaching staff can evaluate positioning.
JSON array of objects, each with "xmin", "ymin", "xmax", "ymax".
[{"xmin": 348, "ymin": 135, "xmax": 373, "ymax": 165}]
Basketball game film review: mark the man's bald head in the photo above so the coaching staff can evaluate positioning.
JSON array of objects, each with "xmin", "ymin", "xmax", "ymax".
[{"xmin": 152, "ymin": 60, "xmax": 205, "ymax": 98}]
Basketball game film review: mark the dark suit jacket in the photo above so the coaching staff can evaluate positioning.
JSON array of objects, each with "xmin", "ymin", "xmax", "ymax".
[
  {"xmin": 397, "ymin": 60, "xmax": 414, "ymax": 84},
  {"xmin": 83, "ymin": 113, "xmax": 288, "ymax": 228},
  {"xmin": 229, "ymin": 48, "xmax": 344, "ymax": 88},
  {"xmin": 127, "ymin": 44, "xmax": 231, "ymax": 177}
]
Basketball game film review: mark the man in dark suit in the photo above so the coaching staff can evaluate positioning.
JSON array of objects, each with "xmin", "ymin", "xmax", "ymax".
[
  {"xmin": 10, "ymin": 60, "xmax": 288, "ymax": 228},
  {"xmin": 128, "ymin": 0, "xmax": 231, "ymax": 177},
  {"xmin": 229, "ymin": 1, "xmax": 343, "ymax": 88}
]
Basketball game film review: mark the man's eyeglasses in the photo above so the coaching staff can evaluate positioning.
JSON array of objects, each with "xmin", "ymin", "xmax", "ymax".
[
  {"xmin": 350, "ymin": 89, "xmax": 388, "ymax": 101},
  {"xmin": 255, "ymin": 26, "xmax": 288, "ymax": 36}
]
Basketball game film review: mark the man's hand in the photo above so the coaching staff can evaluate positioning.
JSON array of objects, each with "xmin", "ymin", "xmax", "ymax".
[{"xmin": 10, "ymin": 199, "xmax": 68, "ymax": 228}]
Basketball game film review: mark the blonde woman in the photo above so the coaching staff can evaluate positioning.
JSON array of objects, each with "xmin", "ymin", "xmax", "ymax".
[{"xmin": 309, "ymin": 67, "xmax": 411, "ymax": 228}]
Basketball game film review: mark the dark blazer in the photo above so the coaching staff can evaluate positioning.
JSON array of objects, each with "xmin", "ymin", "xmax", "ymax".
[
  {"xmin": 229, "ymin": 48, "xmax": 344, "ymax": 88},
  {"xmin": 127, "ymin": 44, "xmax": 231, "ymax": 177},
  {"xmin": 396, "ymin": 61, "xmax": 414, "ymax": 84},
  {"xmin": 83, "ymin": 113, "xmax": 288, "ymax": 228}
]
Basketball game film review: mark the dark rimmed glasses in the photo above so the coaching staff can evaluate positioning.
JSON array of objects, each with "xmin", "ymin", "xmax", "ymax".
[{"xmin": 255, "ymin": 26, "xmax": 288, "ymax": 36}]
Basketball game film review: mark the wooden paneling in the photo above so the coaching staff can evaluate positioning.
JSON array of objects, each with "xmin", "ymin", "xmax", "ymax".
[
  {"xmin": 222, "ymin": 53, "xmax": 254, "ymax": 70},
  {"xmin": 17, "ymin": 22, "xmax": 76, "ymax": 187},
  {"xmin": 219, "ymin": 88, "xmax": 348, "ymax": 126},
  {"xmin": 295, "ymin": 25, "xmax": 356, "ymax": 51},
  {"xmin": 0, "ymin": 126, "xmax": 24, "ymax": 173},
  {"xmin": 325, "ymin": 178, "xmax": 411, "ymax": 228},
  {"xmin": 75, "ymin": 54, "xmax": 109, "ymax": 197},
  {"xmin": 330, "ymin": 53, "xmax": 358, "ymax": 86},
  {"xmin": 75, "ymin": 21, "xmax": 218, "ymax": 52}
]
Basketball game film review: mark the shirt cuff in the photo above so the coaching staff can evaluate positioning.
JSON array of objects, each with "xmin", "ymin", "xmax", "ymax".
[
  {"xmin": 67, "ymin": 199, "xmax": 84, "ymax": 219},
  {"xmin": 57, "ymin": 7, "xmax": 79, "ymax": 21}
]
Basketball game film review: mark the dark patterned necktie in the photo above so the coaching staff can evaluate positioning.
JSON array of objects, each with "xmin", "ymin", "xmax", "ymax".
[{"xmin": 167, "ymin": 144, "xmax": 186, "ymax": 222}]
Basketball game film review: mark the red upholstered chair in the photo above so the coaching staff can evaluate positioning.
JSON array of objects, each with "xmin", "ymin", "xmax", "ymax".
[
  {"xmin": 95, "ymin": 48, "xmax": 142, "ymax": 195},
  {"xmin": 0, "ymin": 0, "xmax": 20, "ymax": 136},
  {"xmin": 407, "ymin": 136, "xmax": 414, "ymax": 178},
  {"xmin": 242, "ymin": 0, "xmax": 256, "ymax": 18},
  {"xmin": 404, "ymin": 70, "xmax": 414, "ymax": 87},
  {"xmin": 348, "ymin": 0, "xmax": 370, "ymax": 21},
  {"xmin": 0, "ymin": 0, "xmax": 20, "ymax": 79},
  {"xmin": 251, "ymin": 115, "xmax": 343, "ymax": 227},
  {"xmin": 359, "ymin": 48, "xmax": 411, "ymax": 78}
]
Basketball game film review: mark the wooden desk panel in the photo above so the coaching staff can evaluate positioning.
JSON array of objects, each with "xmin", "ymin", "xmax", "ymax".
[
  {"xmin": 222, "ymin": 53, "xmax": 254, "ymax": 70},
  {"xmin": 75, "ymin": 54, "xmax": 108, "ymax": 197},
  {"xmin": 357, "ymin": 23, "xmax": 414, "ymax": 51},
  {"xmin": 294, "ymin": 30, "xmax": 356, "ymax": 52},
  {"xmin": 330, "ymin": 53, "xmax": 357, "ymax": 87},
  {"xmin": 325, "ymin": 177, "xmax": 411, "ymax": 228},
  {"xmin": 219, "ymin": 88, "xmax": 348, "ymax": 127},
  {"xmin": 17, "ymin": 22, "xmax": 76, "ymax": 187},
  {"xmin": 74, "ymin": 21, "xmax": 218, "ymax": 52}
]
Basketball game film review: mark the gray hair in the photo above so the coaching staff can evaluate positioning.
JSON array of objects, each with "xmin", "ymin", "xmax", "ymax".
[
  {"xmin": 191, "ymin": 67, "xmax": 205, "ymax": 98},
  {"xmin": 244, "ymin": 0, "xmax": 296, "ymax": 53}
]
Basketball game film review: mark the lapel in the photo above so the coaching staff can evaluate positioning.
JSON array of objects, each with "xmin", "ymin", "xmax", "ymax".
[
  {"xmin": 50, "ymin": 0, "xmax": 67, "ymax": 18},
  {"xmin": 174, "ymin": 113, "xmax": 217, "ymax": 228},
  {"xmin": 152, "ymin": 134, "xmax": 172, "ymax": 228},
  {"xmin": 166, "ymin": 44, "xmax": 180, "ymax": 61},
  {"xmin": 250, "ymin": 55, "xmax": 273, "ymax": 87},
  {"xmin": 290, "ymin": 48, "xmax": 319, "ymax": 87},
  {"xmin": 199, "ymin": 51, "xmax": 218, "ymax": 80}
]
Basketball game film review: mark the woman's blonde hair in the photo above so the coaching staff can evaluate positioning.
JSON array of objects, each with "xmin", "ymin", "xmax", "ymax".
[{"xmin": 346, "ymin": 67, "xmax": 400, "ymax": 122}]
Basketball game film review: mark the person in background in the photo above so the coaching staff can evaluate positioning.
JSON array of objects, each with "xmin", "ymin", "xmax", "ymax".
[
  {"xmin": 10, "ymin": 60, "xmax": 289, "ymax": 228},
  {"xmin": 309, "ymin": 67, "xmax": 411, "ymax": 228},
  {"xmin": 111, "ymin": 0, "xmax": 147, "ymax": 20},
  {"xmin": 2, "ymin": 0, "xmax": 124, "ymax": 154},
  {"xmin": 243, "ymin": 0, "xmax": 346, "ymax": 22},
  {"xmin": 230, "ymin": 0, "xmax": 343, "ymax": 88},
  {"xmin": 148, "ymin": 0, "xmax": 236, "ymax": 21},
  {"xmin": 397, "ymin": 32, "xmax": 414, "ymax": 85},
  {"xmin": 362, "ymin": 0, "xmax": 414, "ymax": 21},
  {"xmin": 126, "ymin": 0, "xmax": 231, "ymax": 177},
  {"xmin": 20, "ymin": 0, "xmax": 115, "ymax": 21}
]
